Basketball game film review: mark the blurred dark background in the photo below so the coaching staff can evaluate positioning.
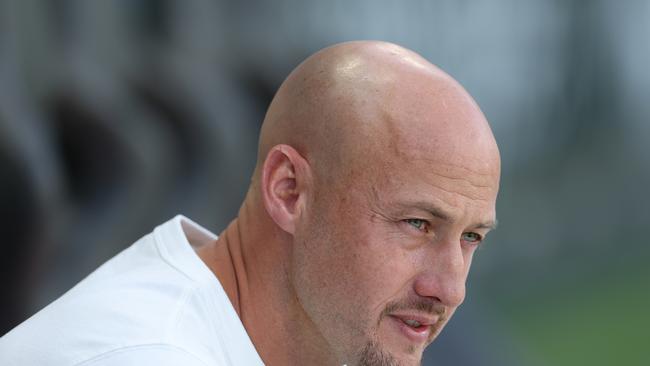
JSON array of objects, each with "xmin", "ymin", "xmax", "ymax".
[{"xmin": 1, "ymin": 1, "xmax": 648, "ymax": 365}]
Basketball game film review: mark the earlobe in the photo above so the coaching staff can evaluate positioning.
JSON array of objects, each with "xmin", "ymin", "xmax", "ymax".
[{"xmin": 261, "ymin": 144, "xmax": 309, "ymax": 234}]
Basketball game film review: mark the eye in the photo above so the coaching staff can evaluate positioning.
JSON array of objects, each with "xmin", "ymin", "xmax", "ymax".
[
  {"xmin": 461, "ymin": 232, "xmax": 483, "ymax": 244},
  {"xmin": 404, "ymin": 218, "xmax": 428, "ymax": 233}
]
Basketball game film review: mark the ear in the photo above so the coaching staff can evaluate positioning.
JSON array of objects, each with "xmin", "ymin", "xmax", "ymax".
[{"xmin": 261, "ymin": 144, "xmax": 311, "ymax": 235}]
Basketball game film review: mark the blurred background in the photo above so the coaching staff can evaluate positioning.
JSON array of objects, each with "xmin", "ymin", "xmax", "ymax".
[{"xmin": 1, "ymin": 1, "xmax": 648, "ymax": 365}]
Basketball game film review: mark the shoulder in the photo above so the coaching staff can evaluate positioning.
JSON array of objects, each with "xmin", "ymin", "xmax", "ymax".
[
  {"xmin": 75, "ymin": 344, "xmax": 211, "ymax": 366},
  {"xmin": 0, "ymin": 232, "xmax": 224, "ymax": 365},
  {"xmin": 0, "ymin": 342, "xmax": 214, "ymax": 366}
]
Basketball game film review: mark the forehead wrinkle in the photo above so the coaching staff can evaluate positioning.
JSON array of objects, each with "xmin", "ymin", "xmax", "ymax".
[
  {"xmin": 387, "ymin": 131, "xmax": 498, "ymax": 177},
  {"xmin": 422, "ymin": 179, "xmax": 495, "ymax": 203},
  {"xmin": 369, "ymin": 166, "xmax": 496, "ymax": 224},
  {"xmin": 413, "ymin": 157, "xmax": 497, "ymax": 184},
  {"xmin": 378, "ymin": 126, "xmax": 499, "ymax": 188},
  {"xmin": 375, "ymin": 154, "xmax": 498, "ymax": 202}
]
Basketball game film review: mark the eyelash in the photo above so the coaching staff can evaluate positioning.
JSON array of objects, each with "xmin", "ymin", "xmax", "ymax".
[
  {"xmin": 461, "ymin": 232, "xmax": 483, "ymax": 244},
  {"xmin": 404, "ymin": 218, "xmax": 429, "ymax": 233},
  {"xmin": 403, "ymin": 219, "xmax": 484, "ymax": 244}
]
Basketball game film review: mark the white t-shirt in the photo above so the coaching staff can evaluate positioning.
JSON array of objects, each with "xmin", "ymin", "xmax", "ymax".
[{"xmin": 0, "ymin": 215, "xmax": 265, "ymax": 366}]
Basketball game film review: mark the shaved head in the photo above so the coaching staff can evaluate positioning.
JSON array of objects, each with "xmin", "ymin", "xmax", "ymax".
[
  {"xmin": 254, "ymin": 41, "xmax": 499, "ymax": 197},
  {"xmin": 224, "ymin": 41, "xmax": 501, "ymax": 366}
]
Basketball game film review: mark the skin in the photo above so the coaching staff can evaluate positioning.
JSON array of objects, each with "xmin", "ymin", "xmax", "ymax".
[{"xmin": 197, "ymin": 41, "xmax": 501, "ymax": 366}]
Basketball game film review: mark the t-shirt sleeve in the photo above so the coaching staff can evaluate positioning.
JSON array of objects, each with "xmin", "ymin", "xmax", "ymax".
[{"xmin": 77, "ymin": 345, "xmax": 211, "ymax": 366}]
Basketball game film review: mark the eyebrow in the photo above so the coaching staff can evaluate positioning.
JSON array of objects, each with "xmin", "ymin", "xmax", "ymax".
[
  {"xmin": 401, "ymin": 201, "xmax": 498, "ymax": 231},
  {"xmin": 475, "ymin": 218, "xmax": 498, "ymax": 231}
]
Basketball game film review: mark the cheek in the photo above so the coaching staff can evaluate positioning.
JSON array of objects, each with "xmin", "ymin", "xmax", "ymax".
[
  {"xmin": 292, "ymin": 218, "xmax": 415, "ymax": 323},
  {"xmin": 292, "ymin": 189, "xmax": 419, "ymax": 332},
  {"xmin": 289, "ymin": 229, "xmax": 373, "ymax": 347}
]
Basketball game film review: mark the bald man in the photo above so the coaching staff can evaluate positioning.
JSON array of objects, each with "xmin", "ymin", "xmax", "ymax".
[{"xmin": 0, "ymin": 41, "xmax": 500, "ymax": 366}]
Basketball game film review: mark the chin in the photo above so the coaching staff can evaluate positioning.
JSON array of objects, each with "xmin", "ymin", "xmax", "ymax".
[{"xmin": 356, "ymin": 336, "xmax": 425, "ymax": 366}]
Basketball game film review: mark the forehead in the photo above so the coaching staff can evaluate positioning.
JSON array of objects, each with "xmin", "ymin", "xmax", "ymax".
[
  {"xmin": 367, "ymin": 99, "xmax": 499, "ymax": 187},
  {"xmin": 319, "ymin": 56, "xmax": 500, "ymax": 218},
  {"xmin": 353, "ymin": 90, "xmax": 500, "ymax": 223},
  {"xmin": 368, "ymin": 152, "xmax": 499, "ymax": 218}
]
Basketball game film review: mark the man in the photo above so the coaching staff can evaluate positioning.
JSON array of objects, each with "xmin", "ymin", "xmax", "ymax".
[{"xmin": 0, "ymin": 41, "xmax": 500, "ymax": 366}]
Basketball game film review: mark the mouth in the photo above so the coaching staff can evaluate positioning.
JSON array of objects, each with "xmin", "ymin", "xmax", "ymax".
[{"xmin": 388, "ymin": 314, "xmax": 436, "ymax": 343}]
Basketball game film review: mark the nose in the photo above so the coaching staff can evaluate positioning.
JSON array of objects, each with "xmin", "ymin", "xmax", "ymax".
[{"xmin": 413, "ymin": 241, "xmax": 467, "ymax": 308}]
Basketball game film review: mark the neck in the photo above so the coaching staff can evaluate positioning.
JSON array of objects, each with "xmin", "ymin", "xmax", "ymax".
[{"xmin": 197, "ymin": 196, "xmax": 337, "ymax": 365}]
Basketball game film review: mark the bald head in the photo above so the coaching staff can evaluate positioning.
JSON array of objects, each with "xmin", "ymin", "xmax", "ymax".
[
  {"xmin": 237, "ymin": 41, "xmax": 501, "ymax": 366},
  {"xmin": 254, "ymin": 41, "xmax": 499, "ymax": 192}
]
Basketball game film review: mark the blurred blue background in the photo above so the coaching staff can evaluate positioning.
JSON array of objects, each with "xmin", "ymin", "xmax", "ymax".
[{"xmin": 1, "ymin": 1, "xmax": 649, "ymax": 365}]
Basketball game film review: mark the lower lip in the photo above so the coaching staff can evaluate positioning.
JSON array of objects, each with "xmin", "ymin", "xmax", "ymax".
[{"xmin": 388, "ymin": 316, "xmax": 431, "ymax": 343}]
